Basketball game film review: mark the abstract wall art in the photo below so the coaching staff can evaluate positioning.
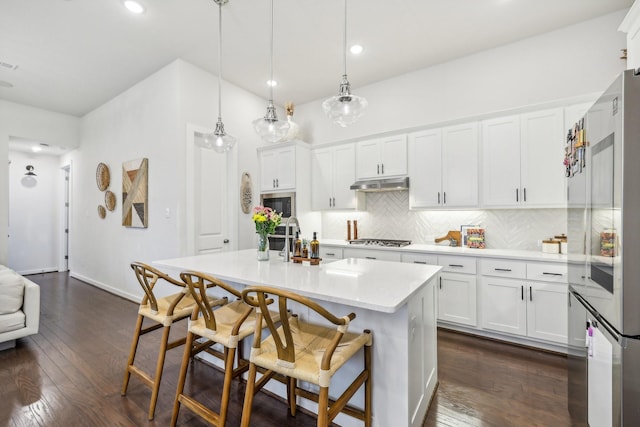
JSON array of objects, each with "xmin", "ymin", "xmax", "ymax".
[{"xmin": 122, "ymin": 158, "xmax": 148, "ymax": 228}]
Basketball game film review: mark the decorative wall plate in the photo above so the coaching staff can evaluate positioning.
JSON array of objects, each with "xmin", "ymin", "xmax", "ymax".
[
  {"xmin": 98, "ymin": 205, "xmax": 106, "ymax": 219},
  {"xmin": 105, "ymin": 190, "xmax": 116, "ymax": 211},
  {"xmin": 96, "ymin": 163, "xmax": 110, "ymax": 191},
  {"xmin": 240, "ymin": 172, "xmax": 253, "ymax": 214}
]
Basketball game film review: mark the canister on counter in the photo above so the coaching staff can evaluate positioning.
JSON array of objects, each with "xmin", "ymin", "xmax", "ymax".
[
  {"xmin": 555, "ymin": 234, "xmax": 568, "ymax": 254},
  {"xmin": 600, "ymin": 229, "xmax": 617, "ymax": 257}
]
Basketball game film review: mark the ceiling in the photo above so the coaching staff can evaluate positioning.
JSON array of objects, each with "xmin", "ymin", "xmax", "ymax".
[{"xmin": 0, "ymin": 0, "xmax": 633, "ymax": 120}]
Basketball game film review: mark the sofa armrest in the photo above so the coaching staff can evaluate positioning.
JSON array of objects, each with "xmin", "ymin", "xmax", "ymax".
[{"xmin": 22, "ymin": 279, "xmax": 40, "ymax": 334}]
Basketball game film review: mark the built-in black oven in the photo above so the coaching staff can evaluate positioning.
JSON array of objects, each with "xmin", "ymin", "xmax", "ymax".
[{"xmin": 260, "ymin": 192, "xmax": 296, "ymax": 253}]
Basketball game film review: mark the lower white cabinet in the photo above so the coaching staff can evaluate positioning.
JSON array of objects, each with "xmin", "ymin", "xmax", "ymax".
[
  {"xmin": 343, "ymin": 247, "xmax": 402, "ymax": 262},
  {"xmin": 319, "ymin": 246, "xmax": 343, "ymax": 261},
  {"xmin": 480, "ymin": 260, "xmax": 567, "ymax": 345},
  {"xmin": 438, "ymin": 272, "xmax": 477, "ymax": 327}
]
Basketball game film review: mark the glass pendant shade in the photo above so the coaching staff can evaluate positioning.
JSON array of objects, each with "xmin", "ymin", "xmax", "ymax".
[
  {"xmin": 323, "ymin": 0, "xmax": 367, "ymax": 126},
  {"xmin": 322, "ymin": 75, "xmax": 368, "ymax": 127},
  {"xmin": 254, "ymin": 0, "xmax": 288, "ymax": 143},
  {"xmin": 199, "ymin": 0, "xmax": 235, "ymax": 153},
  {"xmin": 198, "ymin": 118, "xmax": 236, "ymax": 153},
  {"xmin": 253, "ymin": 102, "xmax": 289, "ymax": 143}
]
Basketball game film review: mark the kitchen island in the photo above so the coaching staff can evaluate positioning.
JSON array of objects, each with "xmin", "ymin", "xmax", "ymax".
[{"xmin": 155, "ymin": 249, "xmax": 441, "ymax": 427}]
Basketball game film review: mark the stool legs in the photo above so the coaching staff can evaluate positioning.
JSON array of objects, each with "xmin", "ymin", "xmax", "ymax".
[
  {"xmin": 121, "ymin": 314, "xmax": 173, "ymax": 421},
  {"xmin": 287, "ymin": 376, "xmax": 297, "ymax": 416},
  {"xmin": 240, "ymin": 362, "xmax": 258, "ymax": 427},
  {"xmin": 365, "ymin": 343, "xmax": 372, "ymax": 427},
  {"xmin": 170, "ymin": 330, "xmax": 195, "ymax": 427},
  {"xmin": 121, "ymin": 313, "xmax": 144, "ymax": 396}
]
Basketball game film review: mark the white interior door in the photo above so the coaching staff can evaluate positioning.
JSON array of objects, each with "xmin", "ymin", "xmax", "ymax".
[{"xmin": 186, "ymin": 124, "xmax": 229, "ymax": 255}]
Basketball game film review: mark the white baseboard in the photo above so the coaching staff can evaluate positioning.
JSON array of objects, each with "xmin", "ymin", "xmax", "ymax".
[
  {"xmin": 18, "ymin": 267, "xmax": 59, "ymax": 276},
  {"xmin": 69, "ymin": 271, "xmax": 139, "ymax": 303}
]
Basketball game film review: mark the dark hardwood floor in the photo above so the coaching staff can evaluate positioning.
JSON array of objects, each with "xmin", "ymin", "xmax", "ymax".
[{"xmin": 0, "ymin": 272, "xmax": 571, "ymax": 426}]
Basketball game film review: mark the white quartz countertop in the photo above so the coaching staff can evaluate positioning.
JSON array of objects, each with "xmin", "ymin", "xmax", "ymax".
[
  {"xmin": 154, "ymin": 249, "xmax": 441, "ymax": 313},
  {"xmin": 321, "ymin": 239, "xmax": 567, "ymax": 263}
]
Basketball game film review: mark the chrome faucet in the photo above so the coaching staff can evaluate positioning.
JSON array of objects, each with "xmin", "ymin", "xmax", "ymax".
[{"xmin": 283, "ymin": 217, "xmax": 300, "ymax": 262}]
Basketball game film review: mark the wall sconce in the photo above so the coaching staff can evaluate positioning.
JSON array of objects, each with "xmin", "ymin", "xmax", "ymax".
[{"xmin": 25, "ymin": 165, "xmax": 37, "ymax": 176}]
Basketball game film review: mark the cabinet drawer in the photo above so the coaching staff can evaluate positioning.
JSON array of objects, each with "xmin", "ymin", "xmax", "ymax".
[
  {"xmin": 343, "ymin": 248, "xmax": 402, "ymax": 262},
  {"xmin": 401, "ymin": 252, "xmax": 438, "ymax": 265},
  {"xmin": 526, "ymin": 262, "xmax": 567, "ymax": 283},
  {"xmin": 438, "ymin": 256, "xmax": 476, "ymax": 274},
  {"xmin": 480, "ymin": 259, "xmax": 526, "ymax": 279},
  {"xmin": 320, "ymin": 247, "xmax": 343, "ymax": 260}
]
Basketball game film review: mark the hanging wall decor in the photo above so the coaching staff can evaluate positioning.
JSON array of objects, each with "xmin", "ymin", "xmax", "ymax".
[
  {"xmin": 240, "ymin": 172, "xmax": 253, "ymax": 214},
  {"xmin": 122, "ymin": 158, "xmax": 148, "ymax": 228},
  {"xmin": 98, "ymin": 205, "xmax": 107, "ymax": 219},
  {"xmin": 96, "ymin": 162, "xmax": 110, "ymax": 191},
  {"xmin": 105, "ymin": 190, "xmax": 116, "ymax": 211}
]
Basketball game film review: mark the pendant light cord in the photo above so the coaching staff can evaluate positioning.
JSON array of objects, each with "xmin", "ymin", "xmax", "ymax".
[
  {"xmin": 269, "ymin": 0, "xmax": 274, "ymax": 102},
  {"xmin": 218, "ymin": 1, "xmax": 223, "ymax": 121},
  {"xmin": 342, "ymin": 0, "xmax": 347, "ymax": 77}
]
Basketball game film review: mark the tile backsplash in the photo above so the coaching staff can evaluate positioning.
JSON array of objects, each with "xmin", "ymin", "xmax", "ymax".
[{"xmin": 321, "ymin": 191, "xmax": 566, "ymax": 251}]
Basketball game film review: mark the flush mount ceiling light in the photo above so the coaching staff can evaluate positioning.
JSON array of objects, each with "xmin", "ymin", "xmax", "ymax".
[
  {"xmin": 198, "ymin": 0, "xmax": 236, "ymax": 153},
  {"xmin": 322, "ymin": 0, "xmax": 368, "ymax": 127},
  {"xmin": 252, "ymin": 0, "xmax": 289, "ymax": 143},
  {"xmin": 123, "ymin": 0, "xmax": 145, "ymax": 14},
  {"xmin": 31, "ymin": 146, "xmax": 43, "ymax": 153}
]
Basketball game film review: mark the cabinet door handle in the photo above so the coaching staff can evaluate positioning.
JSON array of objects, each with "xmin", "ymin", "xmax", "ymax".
[
  {"xmin": 443, "ymin": 192, "xmax": 446, "ymax": 204},
  {"xmin": 521, "ymin": 285, "xmax": 524, "ymax": 301},
  {"xmin": 529, "ymin": 286, "xmax": 533, "ymax": 301},
  {"xmin": 332, "ymin": 197, "xmax": 335, "ymax": 207},
  {"xmin": 413, "ymin": 261, "xmax": 427, "ymax": 264},
  {"xmin": 516, "ymin": 188, "xmax": 519, "ymax": 202},
  {"xmin": 495, "ymin": 268, "xmax": 512, "ymax": 272},
  {"xmin": 377, "ymin": 164, "xmax": 380, "ymax": 175},
  {"xmin": 273, "ymin": 179, "xmax": 276, "ymax": 188},
  {"xmin": 365, "ymin": 256, "xmax": 377, "ymax": 260},
  {"xmin": 437, "ymin": 192, "xmax": 440, "ymax": 204},
  {"xmin": 276, "ymin": 178, "xmax": 279, "ymax": 188},
  {"xmin": 543, "ymin": 272, "xmax": 563, "ymax": 276},
  {"xmin": 439, "ymin": 277, "xmax": 442, "ymax": 289},
  {"xmin": 448, "ymin": 264, "xmax": 464, "ymax": 268},
  {"xmin": 329, "ymin": 197, "xmax": 332, "ymax": 207},
  {"xmin": 381, "ymin": 163, "xmax": 384, "ymax": 174},
  {"xmin": 326, "ymin": 252, "xmax": 335, "ymax": 256},
  {"xmin": 523, "ymin": 187, "xmax": 527, "ymax": 202}
]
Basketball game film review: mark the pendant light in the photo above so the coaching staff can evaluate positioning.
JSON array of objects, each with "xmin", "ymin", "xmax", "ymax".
[
  {"xmin": 198, "ymin": 0, "xmax": 236, "ymax": 153},
  {"xmin": 322, "ymin": 0, "xmax": 367, "ymax": 127},
  {"xmin": 252, "ymin": 0, "xmax": 289, "ymax": 143}
]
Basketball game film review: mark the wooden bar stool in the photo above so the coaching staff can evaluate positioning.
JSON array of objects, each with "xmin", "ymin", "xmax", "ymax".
[
  {"xmin": 171, "ymin": 271, "xmax": 278, "ymax": 427},
  {"xmin": 122, "ymin": 262, "xmax": 221, "ymax": 421},
  {"xmin": 240, "ymin": 286, "xmax": 373, "ymax": 427}
]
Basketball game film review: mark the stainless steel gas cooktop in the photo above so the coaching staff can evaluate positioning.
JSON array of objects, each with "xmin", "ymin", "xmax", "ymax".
[{"xmin": 349, "ymin": 238, "xmax": 412, "ymax": 247}]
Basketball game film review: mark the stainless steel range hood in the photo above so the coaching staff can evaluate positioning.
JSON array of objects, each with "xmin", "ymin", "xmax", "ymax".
[{"xmin": 350, "ymin": 176, "xmax": 409, "ymax": 192}]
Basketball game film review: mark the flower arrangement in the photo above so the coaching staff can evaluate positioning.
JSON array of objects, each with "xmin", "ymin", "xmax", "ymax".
[{"xmin": 252, "ymin": 206, "xmax": 282, "ymax": 236}]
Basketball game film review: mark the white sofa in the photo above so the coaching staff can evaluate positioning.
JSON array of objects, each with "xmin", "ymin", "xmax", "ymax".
[{"xmin": 0, "ymin": 265, "xmax": 40, "ymax": 350}]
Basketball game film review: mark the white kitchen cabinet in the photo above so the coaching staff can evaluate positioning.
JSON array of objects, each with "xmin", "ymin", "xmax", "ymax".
[
  {"xmin": 401, "ymin": 252, "xmax": 438, "ymax": 265},
  {"xmin": 319, "ymin": 246, "xmax": 343, "ymax": 261},
  {"xmin": 481, "ymin": 108, "xmax": 565, "ymax": 208},
  {"xmin": 343, "ymin": 247, "xmax": 402, "ymax": 262},
  {"xmin": 519, "ymin": 108, "xmax": 566, "ymax": 207},
  {"xmin": 356, "ymin": 135, "xmax": 407, "ymax": 180},
  {"xmin": 409, "ymin": 123, "xmax": 479, "ymax": 208},
  {"xmin": 438, "ymin": 272, "xmax": 477, "ymax": 327},
  {"xmin": 311, "ymin": 144, "xmax": 365, "ymax": 210},
  {"xmin": 259, "ymin": 145, "xmax": 295, "ymax": 192},
  {"xmin": 481, "ymin": 259, "xmax": 567, "ymax": 344}
]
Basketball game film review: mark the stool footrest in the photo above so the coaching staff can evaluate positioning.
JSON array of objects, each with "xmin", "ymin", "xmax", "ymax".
[
  {"xmin": 127, "ymin": 365, "xmax": 154, "ymax": 389},
  {"xmin": 178, "ymin": 394, "xmax": 221, "ymax": 425}
]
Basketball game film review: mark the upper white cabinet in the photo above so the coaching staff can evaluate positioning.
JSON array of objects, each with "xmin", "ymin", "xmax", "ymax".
[
  {"xmin": 409, "ymin": 123, "xmax": 479, "ymax": 208},
  {"xmin": 258, "ymin": 141, "xmax": 310, "ymax": 194},
  {"xmin": 311, "ymin": 144, "xmax": 364, "ymax": 210},
  {"xmin": 356, "ymin": 135, "xmax": 407, "ymax": 180},
  {"xmin": 481, "ymin": 108, "xmax": 565, "ymax": 208}
]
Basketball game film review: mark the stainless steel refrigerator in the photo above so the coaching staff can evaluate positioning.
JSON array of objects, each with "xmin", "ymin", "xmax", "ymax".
[{"xmin": 567, "ymin": 69, "xmax": 640, "ymax": 426}]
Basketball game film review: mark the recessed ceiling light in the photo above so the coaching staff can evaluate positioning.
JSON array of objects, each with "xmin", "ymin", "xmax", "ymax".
[
  {"xmin": 123, "ymin": 0, "xmax": 145, "ymax": 14},
  {"xmin": 31, "ymin": 146, "xmax": 43, "ymax": 153},
  {"xmin": 267, "ymin": 80, "xmax": 277, "ymax": 87},
  {"xmin": 0, "ymin": 80, "xmax": 13, "ymax": 88},
  {"xmin": 350, "ymin": 44, "xmax": 364, "ymax": 55}
]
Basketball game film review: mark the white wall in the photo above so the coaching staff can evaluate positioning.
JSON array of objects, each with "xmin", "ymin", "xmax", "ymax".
[
  {"xmin": 0, "ymin": 100, "xmax": 80, "ymax": 265},
  {"xmin": 67, "ymin": 59, "xmax": 270, "ymax": 301},
  {"xmin": 7, "ymin": 151, "xmax": 61, "ymax": 273},
  {"xmin": 296, "ymin": 10, "xmax": 628, "ymax": 145}
]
